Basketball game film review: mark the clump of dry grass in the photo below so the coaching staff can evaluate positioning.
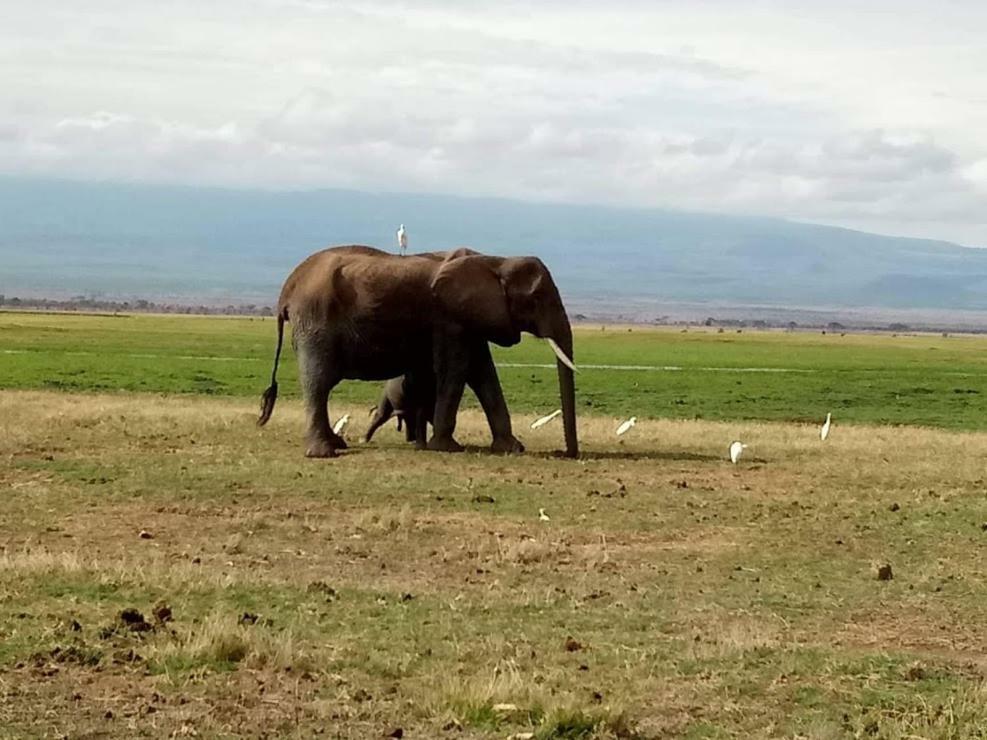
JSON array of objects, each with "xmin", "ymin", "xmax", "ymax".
[
  {"xmin": 490, "ymin": 534, "xmax": 610, "ymax": 570},
  {"xmin": 534, "ymin": 706, "xmax": 640, "ymax": 739},
  {"xmin": 844, "ymin": 681, "xmax": 987, "ymax": 739},
  {"xmin": 0, "ymin": 545, "xmax": 276, "ymax": 594},
  {"xmin": 146, "ymin": 611, "xmax": 317, "ymax": 674},
  {"xmin": 498, "ymin": 537, "xmax": 557, "ymax": 565},
  {"xmin": 422, "ymin": 659, "xmax": 637, "ymax": 738},
  {"xmin": 354, "ymin": 504, "xmax": 416, "ymax": 536},
  {"xmin": 0, "ymin": 547, "xmax": 89, "ymax": 575},
  {"xmin": 423, "ymin": 660, "xmax": 543, "ymax": 728},
  {"xmin": 687, "ymin": 612, "xmax": 786, "ymax": 660},
  {"xmin": 222, "ymin": 533, "xmax": 248, "ymax": 555}
]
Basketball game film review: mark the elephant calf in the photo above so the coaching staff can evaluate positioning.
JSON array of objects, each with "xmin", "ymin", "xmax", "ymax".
[{"xmin": 363, "ymin": 374, "xmax": 435, "ymax": 447}]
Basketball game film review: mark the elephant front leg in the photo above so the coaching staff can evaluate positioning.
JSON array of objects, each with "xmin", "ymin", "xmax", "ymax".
[
  {"xmin": 297, "ymin": 342, "xmax": 346, "ymax": 457},
  {"xmin": 468, "ymin": 341, "xmax": 524, "ymax": 454}
]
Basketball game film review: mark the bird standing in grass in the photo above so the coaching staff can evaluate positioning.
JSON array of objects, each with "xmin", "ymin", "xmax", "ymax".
[
  {"xmin": 820, "ymin": 412, "xmax": 832, "ymax": 441},
  {"xmin": 729, "ymin": 441, "xmax": 747, "ymax": 464},
  {"xmin": 531, "ymin": 409, "xmax": 562, "ymax": 429},
  {"xmin": 333, "ymin": 413, "xmax": 350, "ymax": 435},
  {"xmin": 538, "ymin": 508, "xmax": 551, "ymax": 522},
  {"xmin": 396, "ymin": 224, "xmax": 407, "ymax": 256},
  {"xmin": 616, "ymin": 417, "xmax": 636, "ymax": 436}
]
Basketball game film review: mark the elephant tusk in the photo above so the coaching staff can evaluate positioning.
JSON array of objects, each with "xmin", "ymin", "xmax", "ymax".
[{"xmin": 547, "ymin": 338, "xmax": 578, "ymax": 372}]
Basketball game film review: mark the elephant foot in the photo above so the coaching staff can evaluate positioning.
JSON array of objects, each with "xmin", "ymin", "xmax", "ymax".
[
  {"xmin": 329, "ymin": 432, "xmax": 348, "ymax": 450},
  {"xmin": 414, "ymin": 439, "xmax": 427, "ymax": 451},
  {"xmin": 305, "ymin": 435, "xmax": 341, "ymax": 458},
  {"xmin": 427, "ymin": 435, "xmax": 465, "ymax": 453},
  {"xmin": 305, "ymin": 444, "xmax": 338, "ymax": 458},
  {"xmin": 491, "ymin": 436, "xmax": 525, "ymax": 455}
]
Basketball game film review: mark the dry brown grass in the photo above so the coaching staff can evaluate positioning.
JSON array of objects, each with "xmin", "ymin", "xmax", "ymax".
[
  {"xmin": 4, "ymin": 389, "xmax": 987, "ymax": 738},
  {"xmin": 145, "ymin": 611, "xmax": 319, "ymax": 675}
]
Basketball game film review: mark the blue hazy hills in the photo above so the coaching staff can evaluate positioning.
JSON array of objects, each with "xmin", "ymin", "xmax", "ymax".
[{"xmin": 2, "ymin": 177, "xmax": 987, "ymax": 311}]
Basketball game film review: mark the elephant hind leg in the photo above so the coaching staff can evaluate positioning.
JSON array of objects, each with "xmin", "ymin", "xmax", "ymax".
[
  {"xmin": 297, "ymin": 340, "xmax": 345, "ymax": 457},
  {"xmin": 428, "ymin": 338, "xmax": 466, "ymax": 453},
  {"xmin": 412, "ymin": 408, "xmax": 429, "ymax": 450}
]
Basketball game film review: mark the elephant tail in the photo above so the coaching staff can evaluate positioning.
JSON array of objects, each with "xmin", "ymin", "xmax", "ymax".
[{"xmin": 257, "ymin": 309, "xmax": 286, "ymax": 426}]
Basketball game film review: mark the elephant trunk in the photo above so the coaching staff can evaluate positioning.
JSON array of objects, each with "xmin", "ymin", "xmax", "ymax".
[{"xmin": 545, "ymin": 320, "xmax": 578, "ymax": 458}]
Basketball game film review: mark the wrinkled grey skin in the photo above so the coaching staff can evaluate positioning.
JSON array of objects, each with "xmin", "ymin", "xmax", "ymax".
[
  {"xmin": 363, "ymin": 373, "xmax": 436, "ymax": 447},
  {"xmin": 257, "ymin": 245, "xmax": 577, "ymax": 459}
]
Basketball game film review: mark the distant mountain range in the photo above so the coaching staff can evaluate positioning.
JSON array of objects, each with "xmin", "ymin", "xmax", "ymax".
[{"xmin": 2, "ymin": 176, "xmax": 987, "ymax": 315}]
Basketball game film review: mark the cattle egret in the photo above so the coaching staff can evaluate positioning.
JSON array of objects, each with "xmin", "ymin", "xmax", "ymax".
[
  {"xmin": 729, "ymin": 441, "xmax": 748, "ymax": 464},
  {"xmin": 396, "ymin": 224, "xmax": 407, "ymax": 256},
  {"xmin": 615, "ymin": 417, "xmax": 636, "ymax": 436},
  {"xmin": 820, "ymin": 412, "xmax": 832, "ymax": 441},
  {"xmin": 531, "ymin": 409, "xmax": 562, "ymax": 429},
  {"xmin": 538, "ymin": 508, "xmax": 551, "ymax": 522},
  {"xmin": 333, "ymin": 414, "xmax": 350, "ymax": 435}
]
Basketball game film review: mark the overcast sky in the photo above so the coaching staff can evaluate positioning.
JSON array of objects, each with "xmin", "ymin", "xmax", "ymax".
[{"xmin": 2, "ymin": 0, "xmax": 986, "ymax": 245}]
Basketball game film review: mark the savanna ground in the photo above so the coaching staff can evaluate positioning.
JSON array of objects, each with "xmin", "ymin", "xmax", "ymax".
[{"xmin": 2, "ymin": 312, "xmax": 987, "ymax": 739}]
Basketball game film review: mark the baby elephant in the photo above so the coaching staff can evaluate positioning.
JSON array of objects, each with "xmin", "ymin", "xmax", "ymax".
[{"xmin": 363, "ymin": 374, "xmax": 435, "ymax": 448}]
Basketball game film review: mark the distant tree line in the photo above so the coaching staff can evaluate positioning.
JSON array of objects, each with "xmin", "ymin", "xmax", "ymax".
[
  {"xmin": 0, "ymin": 295, "xmax": 981, "ymax": 334},
  {"xmin": 0, "ymin": 295, "xmax": 273, "ymax": 316}
]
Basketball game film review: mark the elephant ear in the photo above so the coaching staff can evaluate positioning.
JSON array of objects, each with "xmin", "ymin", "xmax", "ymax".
[
  {"xmin": 430, "ymin": 254, "xmax": 521, "ymax": 346},
  {"xmin": 501, "ymin": 257, "xmax": 548, "ymax": 316}
]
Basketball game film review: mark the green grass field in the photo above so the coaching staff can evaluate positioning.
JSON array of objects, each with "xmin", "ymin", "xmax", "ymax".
[
  {"xmin": 4, "ymin": 311, "xmax": 987, "ymax": 430},
  {"xmin": 3, "ymin": 312, "xmax": 987, "ymax": 738}
]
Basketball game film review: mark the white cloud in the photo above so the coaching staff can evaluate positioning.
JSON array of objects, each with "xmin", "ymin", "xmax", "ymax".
[{"xmin": 1, "ymin": 0, "xmax": 986, "ymax": 244}]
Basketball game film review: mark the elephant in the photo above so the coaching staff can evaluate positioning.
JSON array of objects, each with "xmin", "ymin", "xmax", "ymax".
[
  {"xmin": 363, "ymin": 373, "xmax": 435, "ymax": 447},
  {"xmin": 257, "ymin": 245, "xmax": 578, "ymax": 459}
]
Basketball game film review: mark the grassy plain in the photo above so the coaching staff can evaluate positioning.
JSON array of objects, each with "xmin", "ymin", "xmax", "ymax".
[
  {"xmin": 5, "ymin": 311, "xmax": 987, "ymax": 429},
  {"xmin": 3, "ymin": 313, "xmax": 987, "ymax": 737}
]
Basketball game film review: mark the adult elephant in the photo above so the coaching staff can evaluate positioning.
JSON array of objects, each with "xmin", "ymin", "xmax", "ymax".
[{"xmin": 256, "ymin": 245, "xmax": 578, "ymax": 458}]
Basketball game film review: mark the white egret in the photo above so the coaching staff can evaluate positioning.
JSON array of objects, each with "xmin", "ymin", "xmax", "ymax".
[
  {"xmin": 729, "ymin": 441, "xmax": 748, "ymax": 464},
  {"xmin": 820, "ymin": 412, "xmax": 832, "ymax": 441},
  {"xmin": 332, "ymin": 413, "xmax": 350, "ymax": 435},
  {"xmin": 538, "ymin": 508, "xmax": 551, "ymax": 522},
  {"xmin": 615, "ymin": 417, "xmax": 636, "ymax": 436},
  {"xmin": 531, "ymin": 409, "xmax": 562, "ymax": 429},
  {"xmin": 396, "ymin": 224, "xmax": 407, "ymax": 256}
]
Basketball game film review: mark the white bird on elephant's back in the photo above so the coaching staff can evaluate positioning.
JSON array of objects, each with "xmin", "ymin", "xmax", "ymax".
[{"xmin": 396, "ymin": 224, "xmax": 407, "ymax": 256}]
